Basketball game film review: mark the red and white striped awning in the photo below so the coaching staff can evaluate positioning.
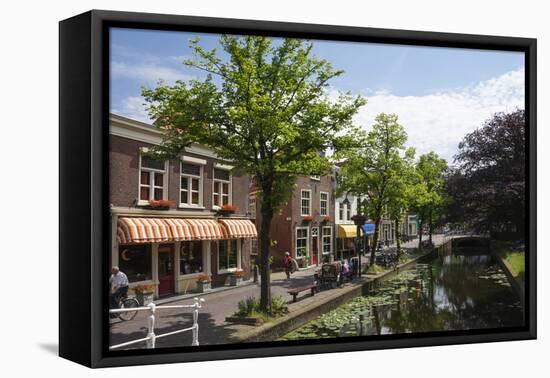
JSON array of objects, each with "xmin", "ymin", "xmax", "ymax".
[
  {"xmin": 117, "ymin": 217, "xmax": 228, "ymax": 244},
  {"xmin": 219, "ymin": 219, "xmax": 258, "ymax": 239},
  {"xmin": 117, "ymin": 217, "xmax": 172, "ymax": 244}
]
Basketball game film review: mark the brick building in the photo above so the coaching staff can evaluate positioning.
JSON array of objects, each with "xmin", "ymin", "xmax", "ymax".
[
  {"xmin": 250, "ymin": 173, "xmax": 336, "ymax": 269},
  {"xmin": 109, "ymin": 114, "xmax": 257, "ymax": 298}
]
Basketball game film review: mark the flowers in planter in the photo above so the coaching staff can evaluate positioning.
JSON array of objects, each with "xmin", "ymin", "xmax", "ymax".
[
  {"xmin": 133, "ymin": 284, "xmax": 155, "ymax": 294},
  {"xmin": 231, "ymin": 269, "xmax": 245, "ymax": 278},
  {"xmin": 302, "ymin": 215, "xmax": 314, "ymax": 221},
  {"xmin": 220, "ymin": 204, "xmax": 239, "ymax": 213},
  {"xmin": 196, "ymin": 274, "xmax": 211, "ymax": 283},
  {"xmin": 322, "ymin": 215, "xmax": 331, "ymax": 222},
  {"xmin": 148, "ymin": 199, "xmax": 175, "ymax": 209}
]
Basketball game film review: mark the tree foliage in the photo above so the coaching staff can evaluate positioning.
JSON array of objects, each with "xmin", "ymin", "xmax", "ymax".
[
  {"xmin": 336, "ymin": 113, "xmax": 408, "ymax": 263},
  {"xmin": 446, "ymin": 109, "xmax": 525, "ymax": 234},
  {"xmin": 142, "ymin": 35, "xmax": 366, "ymax": 310}
]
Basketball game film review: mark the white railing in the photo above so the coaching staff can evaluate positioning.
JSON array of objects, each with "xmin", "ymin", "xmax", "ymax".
[{"xmin": 109, "ymin": 297, "xmax": 205, "ymax": 350}]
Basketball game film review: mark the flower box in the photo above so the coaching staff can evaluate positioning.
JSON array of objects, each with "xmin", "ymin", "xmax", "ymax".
[
  {"xmin": 146, "ymin": 199, "xmax": 175, "ymax": 210},
  {"xmin": 136, "ymin": 292, "xmax": 154, "ymax": 306},
  {"xmin": 197, "ymin": 281, "xmax": 212, "ymax": 293}
]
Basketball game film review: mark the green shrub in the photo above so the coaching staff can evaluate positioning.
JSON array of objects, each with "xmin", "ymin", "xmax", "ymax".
[{"xmin": 235, "ymin": 295, "xmax": 288, "ymax": 317}]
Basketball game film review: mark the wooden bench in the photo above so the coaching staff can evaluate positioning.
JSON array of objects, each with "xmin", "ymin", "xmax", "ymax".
[{"xmin": 287, "ymin": 284, "xmax": 318, "ymax": 303}]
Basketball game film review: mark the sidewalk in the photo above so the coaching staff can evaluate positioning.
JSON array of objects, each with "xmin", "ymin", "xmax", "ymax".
[{"xmin": 109, "ymin": 266, "xmax": 319, "ymax": 349}]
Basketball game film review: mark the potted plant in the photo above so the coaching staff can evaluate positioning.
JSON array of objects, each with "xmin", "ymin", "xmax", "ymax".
[
  {"xmin": 133, "ymin": 284, "xmax": 155, "ymax": 306},
  {"xmin": 229, "ymin": 269, "xmax": 245, "ymax": 286},
  {"xmin": 218, "ymin": 204, "xmax": 238, "ymax": 216},
  {"xmin": 302, "ymin": 215, "xmax": 314, "ymax": 222},
  {"xmin": 196, "ymin": 274, "xmax": 212, "ymax": 293},
  {"xmin": 147, "ymin": 199, "xmax": 175, "ymax": 210},
  {"xmin": 322, "ymin": 215, "xmax": 331, "ymax": 223}
]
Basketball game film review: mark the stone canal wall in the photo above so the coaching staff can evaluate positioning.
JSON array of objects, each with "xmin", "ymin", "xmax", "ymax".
[{"xmin": 236, "ymin": 249, "xmax": 436, "ymax": 343}]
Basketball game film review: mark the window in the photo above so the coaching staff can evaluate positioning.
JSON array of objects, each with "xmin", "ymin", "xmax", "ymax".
[
  {"xmin": 310, "ymin": 175, "xmax": 321, "ymax": 181},
  {"xmin": 296, "ymin": 227, "xmax": 309, "ymax": 259},
  {"xmin": 180, "ymin": 162, "xmax": 202, "ymax": 207},
  {"xmin": 179, "ymin": 241, "xmax": 203, "ymax": 275},
  {"xmin": 249, "ymin": 194, "xmax": 256, "ymax": 219},
  {"xmin": 118, "ymin": 245, "xmax": 152, "ymax": 282},
  {"xmin": 320, "ymin": 192, "xmax": 329, "ymax": 216},
  {"xmin": 218, "ymin": 239, "xmax": 239, "ymax": 271},
  {"xmin": 139, "ymin": 154, "xmax": 166, "ymax": 203},
  {"xmin": 346, "ymin": 203, "xmax": 351, "ymax": 221},
  {"xmin": 251, "ymin": 238, "xmax": 258, "ymax": 255},
  {"xmin": 301, "ymin": 190, "xmax": 311, "ymax": 216},
  {"xmin": 213, "ymin": 168, "xmax": 231, "ymax": 208},
  {"xmin": 322, "ymin": 226, "xmax": 332, "ymax": 255},
  {"xmin": 339, "ymin": 202, "xmax": 344, "ymax": 221}
]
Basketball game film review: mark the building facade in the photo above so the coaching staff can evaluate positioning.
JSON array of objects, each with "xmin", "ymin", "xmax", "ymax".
[
  {"xmin": 251, "ymin": 174, "xmax": 336, "ymax": 269},
  {"xmin": 110, "ymin": 114, "xmax": 257, "ymax": 298}
]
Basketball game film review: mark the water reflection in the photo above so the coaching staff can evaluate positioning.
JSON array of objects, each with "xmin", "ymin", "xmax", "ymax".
[{"xmin": 281, "ymin": 246, "xmax": 524, "ymax": 341}]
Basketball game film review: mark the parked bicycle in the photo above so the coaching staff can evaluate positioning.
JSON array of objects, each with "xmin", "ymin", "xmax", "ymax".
[{"xmin": 110, "ymin": 294, "xmax": 139, "ymax": 321}]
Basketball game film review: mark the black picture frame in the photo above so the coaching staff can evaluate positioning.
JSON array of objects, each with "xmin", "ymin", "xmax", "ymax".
[{"xmin": 59, "ymin": 9, "xmax": 537, "ymax": 368}]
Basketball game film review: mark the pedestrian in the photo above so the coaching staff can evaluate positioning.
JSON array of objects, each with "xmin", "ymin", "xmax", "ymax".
[
  {"xmin": 109, "ymin": 266, "xmax": 129, "ymax": 309},
  {"xmin": 283, "ymin": 252, "xmax": 293, "ymax": 280}
]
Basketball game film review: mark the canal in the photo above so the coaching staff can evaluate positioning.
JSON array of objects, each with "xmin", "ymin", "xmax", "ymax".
[{"xmin": 280, "ymin": 242, "xmax": 524, "ymax": 340}]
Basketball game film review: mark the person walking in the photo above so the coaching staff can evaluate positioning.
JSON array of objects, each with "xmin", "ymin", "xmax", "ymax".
[
  {"xmin": 109, "ymin": 266, "xmax": 129, "ymax": 309},
  {"xmin": 283, "ymin": 252, "xmax": 293, "ymax": 280}
]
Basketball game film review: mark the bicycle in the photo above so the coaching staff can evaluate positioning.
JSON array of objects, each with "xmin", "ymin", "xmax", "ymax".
[{"xmin": 110, "ymin": 293, "xmax": 139, "ymax": 321}]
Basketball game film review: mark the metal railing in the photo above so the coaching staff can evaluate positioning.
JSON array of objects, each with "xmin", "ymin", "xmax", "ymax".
[{"xmin": 109, "ymin": 297, "xmax": 205, "ymax": 350}]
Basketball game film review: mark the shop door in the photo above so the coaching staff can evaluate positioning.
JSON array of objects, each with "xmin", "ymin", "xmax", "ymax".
[
  {"xmin": 311, "ymin": 227, "xmax": 319, "ymax": 265},
  {"xmin": 158, "ymin": 245, "xmax": 175, "ymax": 297}
]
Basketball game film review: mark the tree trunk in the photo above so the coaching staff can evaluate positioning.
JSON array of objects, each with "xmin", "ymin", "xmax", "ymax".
[
  {"xmin": 428, "ymin": 208, "xmax": 433, "ymax": 245},
  {"xmin": 418, "ymin": 219, "xmax": 424, "ymax": 250},
  {"xmin": 259, "ymin": 188, "xmax": 274, "ymax": 313},
  {"xmin": 395, "ymin": 217, "xmax": 401, "ymax": 254},
  {"xmin": 370, "ymin": 218, "xmax": 381, "ymax": 265}
]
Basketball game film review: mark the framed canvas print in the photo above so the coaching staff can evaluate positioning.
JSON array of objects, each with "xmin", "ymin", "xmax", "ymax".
[{"xmin": 59, "ymin": 10, "xmax": 536, "ymax": 368}]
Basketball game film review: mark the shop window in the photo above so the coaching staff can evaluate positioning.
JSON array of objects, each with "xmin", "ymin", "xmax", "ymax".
[
  {"xmin": 139, "ymin": 153, "xmax": 166, "ymax": 204},
  {"xmin": 219, "ymin": 239, "xmax": 238, "ymax": 271},
  {"xmin": 251, "ymin": 238, "xmax": 258, "ymax": 255},
  {"xmin": 179, "ymin": 241, "xmax": 203, "ymax": 275},
  {"xmin": 296, "ymin": 227, "xmax": 309, "ymax": 259},
  {"xmin": 118, "ymin": 244, "xmax": 152, "ymax": 282},
  {"xmin": 322, "ymin": 226, "xmax": 332, "ymax": 255}
]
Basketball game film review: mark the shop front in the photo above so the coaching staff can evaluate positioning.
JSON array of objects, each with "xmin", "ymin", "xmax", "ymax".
[
  {"xmin": 336, "ymin": 224, "xmax": 357, "ymax": 261},
  {"xmin": 114, "ymin": 216, "xmax": 257, "ymax": 298}
]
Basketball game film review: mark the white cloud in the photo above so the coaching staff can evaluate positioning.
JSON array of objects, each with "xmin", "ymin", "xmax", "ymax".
[
  {"xmin": 111, "ymin": 61, "xmax": 195, "ymax": 85},
  {"xmin": 111, "ymin": 96, "xmax": 151, "ymax": 123},
  {"xmin": 347, "ymin": 68, "xmax": 525, "ymax": 163}
]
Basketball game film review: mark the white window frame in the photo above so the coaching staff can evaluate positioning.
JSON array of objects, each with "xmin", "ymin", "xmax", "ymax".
[
  {"xmin": 179, "ymin": 161, "xmax": 204, "ymax": 208},
  {"xmin": 338, "ymin": 202, "xmax": 344, "ymax": 221},
  {"xmin": 248, "ymin": 194, "xmax": 257, "ymax": 218},
  {"xmin": 320, "ymin": 191, "xmax": 329, "ymax": 216},
  {"xmin": 295, "ymin": 227, "xmax": 309, "ymax": 259},
  {"xmin": 346, "ymin": 203, "xmax": 352, "ymax": 221},
  {"xmin": 212, "ymin": 167, "xmax": 232, "ymax": 209},
  {"xmin": 301, "ymin": 189, "xmax": 312, "ymax": 216},
  {"xmin": 138, "ymin": 150, "xmax": 168, "ymax": 206},
  {"xmin": 310, "ymin": 175, "xmax": 321, "ymax": 181},
  {"xmin": 322, "ymin": 226, "xmax": 332, "ymax": 255},
  {"xmin": 217, "ymin": 239, "xmax": 241, "ymax": 274}
]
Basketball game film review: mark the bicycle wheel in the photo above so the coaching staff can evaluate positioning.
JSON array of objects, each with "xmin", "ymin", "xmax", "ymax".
[{"xmin": 118, "ymin": 298, "xmax": 139, "ymax": 321}]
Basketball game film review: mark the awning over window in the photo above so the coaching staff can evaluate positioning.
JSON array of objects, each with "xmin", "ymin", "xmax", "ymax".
[
  {"xmin": 117, "ymin": 217, "xmax": 224, "ymax": 244},
  {"xmin": 117, "ymin": 217, "xmax": 172, "ymax": 244},
  {"xmin": 337, "ymin": 224, "xmax": 357, "ymax": 239},
  {"xmin": 219, "ymin": 219, "xmax": 258, "ymax": 239}
]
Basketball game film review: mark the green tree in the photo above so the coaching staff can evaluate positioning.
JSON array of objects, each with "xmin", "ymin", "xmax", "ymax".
[
  {"xmin": 142, "ymin": 35, "xmax": 365, "ymax": 311},
  {"xmin": 413, "ymin": 152, "xmax": 448, "ymax": 248},
  {"xmin": 386, "ymin": 147, "xmax": 416, "ymax": 253},
  {"xmin": 336, "ymin": 113, "xmax": 407, "ymax": 264}
]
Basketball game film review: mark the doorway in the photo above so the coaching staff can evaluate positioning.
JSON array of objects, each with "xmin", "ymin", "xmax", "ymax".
[
  {"xmin": 158, "ymin": 244, "xmax": 175, "ymax": 297},
  {"xmin": 311, "ymin": 227, "xmax": 319, "ymax": 266}
]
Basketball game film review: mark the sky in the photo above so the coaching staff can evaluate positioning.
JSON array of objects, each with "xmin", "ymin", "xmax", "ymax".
[{"xmin": 110, "ymin": 27, "xmax": 525, "ymax": 164}]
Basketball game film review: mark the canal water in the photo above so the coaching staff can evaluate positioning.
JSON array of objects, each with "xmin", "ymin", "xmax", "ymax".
[{"xmin": 280, "ymin": 243, "xmax": 524, "ymax": 340}]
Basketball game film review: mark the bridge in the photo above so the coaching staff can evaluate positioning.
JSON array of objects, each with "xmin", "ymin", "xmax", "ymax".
[{"xmin": 442, "ymin": 232, "xmax": 491, "ymax": 254}]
